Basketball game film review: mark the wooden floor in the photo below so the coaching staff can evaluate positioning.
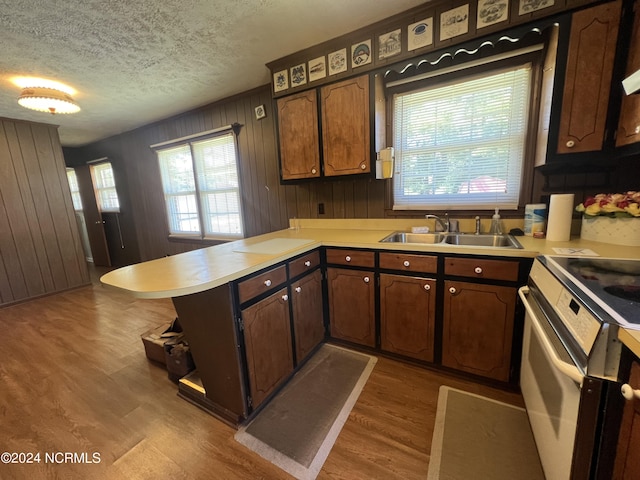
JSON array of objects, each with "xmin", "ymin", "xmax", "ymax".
[{"xmin": 0, "ymin": 265, "xmax": 524, "ymax": 480}]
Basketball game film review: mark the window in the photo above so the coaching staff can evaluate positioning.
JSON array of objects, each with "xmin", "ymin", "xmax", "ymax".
[
  {"xmin": 66, "ymin": 168, "xmax": 83, "ymax": 211},
  {"xmin": 156, "ymin": 132, "xmax": 243, "ymax": 239},
  {"xmin": 392, "ymin": 63, "xmax": 532, "ymax": 210},
  {"xmin": 90, "ymin": 162, "xmax": 120, "ymax": 212}
]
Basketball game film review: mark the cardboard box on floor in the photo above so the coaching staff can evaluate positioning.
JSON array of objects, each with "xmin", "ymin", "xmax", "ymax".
[{"xmin": 141, "ymin": 318, "xmax": 183, "ymax": 365}]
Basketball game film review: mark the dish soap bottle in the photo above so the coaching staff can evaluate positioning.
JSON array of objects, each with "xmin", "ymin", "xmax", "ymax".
[{"xmin": 489, "ymin": 208, "xmax": 503, "ymax": 234}]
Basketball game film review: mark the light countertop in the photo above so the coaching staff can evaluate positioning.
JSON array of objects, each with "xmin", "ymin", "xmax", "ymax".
[{"xmin": 100, "ymin": 218, "xmax": 640, "ymax": 357}]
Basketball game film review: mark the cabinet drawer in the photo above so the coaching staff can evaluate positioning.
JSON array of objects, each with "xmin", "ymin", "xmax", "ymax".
[
  {"xmin": 237, "ymin": 264, "xmax": 287, "ymax": 304},
  {"xmin": 288, "ymin": 250, "xmax": 320, "ymax": 278},
  {"xmin": 444, "ymin": 257, "xmax": 518, "ymax": 282},
  {"xmin": 325, "ymin": 249, "xmax": 374, "ymax": 268},
  {"xmin": 379, "ymin": 252, "xmax": 437, "ymax": 274}
]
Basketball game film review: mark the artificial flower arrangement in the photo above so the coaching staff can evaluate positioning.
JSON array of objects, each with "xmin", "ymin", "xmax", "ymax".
[{"xmin": 575, "ymin": 191, "xmax": 640, "ymax": 218}]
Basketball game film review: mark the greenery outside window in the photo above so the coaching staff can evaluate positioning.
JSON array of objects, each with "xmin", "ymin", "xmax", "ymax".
[
  {"xmin": 156, "ymin": 131, "xmax": 244, "ymax": 239},
  {"xmin": 392, "ymin": 63, "xmax": 532, "ymax": 210}
]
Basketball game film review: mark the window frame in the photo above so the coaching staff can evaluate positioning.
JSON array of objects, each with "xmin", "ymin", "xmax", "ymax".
[
  {"xmin": 90, "ymin": 161, "xmax": 120, "ymax": 213},
  {"xmin": 384, "ymin": 47, "xmax": 545, "ymax": 216},
  {"xmin": 155, "ymin": 129, "xmax": 245, "ymax": 241}
]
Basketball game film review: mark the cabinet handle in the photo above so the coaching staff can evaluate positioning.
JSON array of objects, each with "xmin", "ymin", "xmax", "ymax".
[
  {"xmin": 363, "ymin": 276, "xmax": 370, "ymax": 283},
  {"xmin": 423, "ymin": 284, "xmax": 431, "ymax": 291},
  {"xmin": 403, "ymin": 260, "xmax": 410, "ymax": 267},
  {"xmin": 621, "ymin": 384, "xmax": 640, "ymax": 401},
  {"xmin": 474, "ymin": 267, "xmax": 483, "ymax": 274},
  {"xmin": 345, "ymin": 255, "xmax": 351, "ymax": 262},
  {"xmin": 311, "ymin": 168, "xmax": 317, "ymax": 174},
  {"xmin": 566, "ymin": 140, "xmax": 575, "ymax": 148},
  {"xmin": 282, "ymin": 294, "xmax": 289, "ymax": 301},
  {"xmin": 449, "ymin": 286, "xmax": 457, "ymax": 294},
  {"xmin": 360, "ymin": 163, "xmax": 366, "ymax": 170},
  {"xmin": 304, "ymin": 261, "xmax": 311, "ymax": 267},
  {"xmin": 295, "ymin": 286, "xmax": 302, "ymax": 293},
  {"xmin": 264, "ymin": 279, "xmax": 272, "ymax": 287}
]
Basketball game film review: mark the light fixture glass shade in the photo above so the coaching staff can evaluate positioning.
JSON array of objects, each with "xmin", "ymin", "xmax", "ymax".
[{"xmin": 18, "ymin": 87, "xmax": 80, "ymax": 114}]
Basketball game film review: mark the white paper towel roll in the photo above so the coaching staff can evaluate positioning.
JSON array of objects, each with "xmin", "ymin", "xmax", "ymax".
[{"xmin": 546, "ymin": 194, "xmax": 574, "ymax": 241}]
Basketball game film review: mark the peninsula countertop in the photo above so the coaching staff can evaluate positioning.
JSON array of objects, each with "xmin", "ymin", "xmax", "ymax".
[{"xmin": 100, "ymin": 218, "xmax": 640, "ymax": 299}]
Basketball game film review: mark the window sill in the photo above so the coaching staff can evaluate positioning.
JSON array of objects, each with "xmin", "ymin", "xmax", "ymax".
[{"xmin": 167, "ymin": 235, "xmax": 231, "ymax": 246}]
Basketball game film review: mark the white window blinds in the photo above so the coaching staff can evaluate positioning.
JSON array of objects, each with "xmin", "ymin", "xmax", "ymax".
[
  {"xmin": 156, "ymin": 131, "xmax": 243, "ymax": 239},
  {"xmin": 392, "ymin": 64, "xmax": 532, "ymax": 210}
]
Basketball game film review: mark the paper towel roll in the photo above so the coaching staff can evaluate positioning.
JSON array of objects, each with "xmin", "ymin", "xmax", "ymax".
[{"xmin": 546, "ymin": 194, "xmax": 574, "ymax": 241}]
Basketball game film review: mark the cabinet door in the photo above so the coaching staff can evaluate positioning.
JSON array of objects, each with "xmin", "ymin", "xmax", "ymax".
[
  {"xmin": 557, "ymin": 0, "xmax": 622, "ymax": 154},
  {"xmin": 442, "ymin": 280, "xmax": 516, "ymax": 382},
  {"xmin": 277, "ymin": 90, "xmax": 321, "ymax": 180},
  {"xmin": 613, "ymin": 360, "xmax": 640, "ymax": 479},
  {"xmin": 242, "ymin": 287, "xmax": 294, "ymax": 408},
  {"xmin": 380, "ymin": 274, "xmax": 436, "ymax": 362},
  {"xmin": 616, "ymin": 0, "xmax": 640, "ymax": 147},
  {"xmin": 327, "ymin": 267, "xmax": 375, "ymax": 347},
  {"xmin": 321, "ymin": 75, "xmax": 371, "ymax": 176},
  {"xmin": 291, "ymin": 269, "xmax": 325, "ymax": 362}
]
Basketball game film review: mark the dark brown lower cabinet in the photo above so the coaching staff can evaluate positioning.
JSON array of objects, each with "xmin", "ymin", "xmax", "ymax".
[
  {"xmin": 291, "ymin": 269, "xmax": 325, "ymax": 362},
  {"xmin": 441, "ymin": 280, "xmax": 516, "ymax": 382},
  {"xmin": 613, "ymin": 360, "xmax": 640, "ymax": 478},
  {"xmin": 241, "ymin": 287, "xmax": 294, "ymax": 408},
  {"xmin": 327, "ymin": 267, "xmax": 375, "ymax": 347},
  {"xmin": 379, "ymin": 273, "xmax": 436, "ymax": 362}
]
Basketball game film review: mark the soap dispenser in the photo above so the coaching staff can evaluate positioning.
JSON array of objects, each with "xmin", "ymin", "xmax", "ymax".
[{"xmin": 489, "ymin": 208, "xmax": 503, "ymax": 234}]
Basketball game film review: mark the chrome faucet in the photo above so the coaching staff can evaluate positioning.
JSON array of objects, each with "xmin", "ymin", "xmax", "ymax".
[
  {"xmin": 426, "ymin": 213, "xmax": 449, "ymax": 233},
  {"xmin": 475, "ymin": 216, "xmax": 481, "ymax": 235}
]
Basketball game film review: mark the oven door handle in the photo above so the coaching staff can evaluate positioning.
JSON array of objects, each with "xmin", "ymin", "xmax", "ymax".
[{"xmin": 519, "ymin": 286, "xmax": 584, "ymax": 387}]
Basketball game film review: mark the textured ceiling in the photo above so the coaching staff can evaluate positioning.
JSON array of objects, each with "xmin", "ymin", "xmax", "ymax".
[{"xmin": 0, "ymin": 0, "xmax": 426, "ymax": 147}]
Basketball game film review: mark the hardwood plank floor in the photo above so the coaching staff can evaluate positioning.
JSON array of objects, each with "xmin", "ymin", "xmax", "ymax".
[{"xmin": 0, "ymin": 266, "xmax": 524, "ymax": 479}]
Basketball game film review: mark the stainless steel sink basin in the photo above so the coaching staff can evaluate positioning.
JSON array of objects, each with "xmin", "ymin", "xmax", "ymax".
[
  {"xmin": 379, "ymin": 232, "xmax": 446, "ymax": 244},
  {"xmin": 443, "ymin": 233, "xmax": 522, "ymax": 248},
  {"xmin": 379, "ymin": 231, "xmax": 522, "ymax": 249}
]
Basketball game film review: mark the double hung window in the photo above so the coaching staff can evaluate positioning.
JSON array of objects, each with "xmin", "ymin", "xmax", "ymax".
[
  {"xmin": 392, "ymin": 61, "xmax": 533, "ymax": 210},
  {"xmin": 90, "ymin": 162, "xmax": 120, "ymax": 212},
  {"xmin": 156, "ymin": 131, "xmax": 243, "ymax": 239}
]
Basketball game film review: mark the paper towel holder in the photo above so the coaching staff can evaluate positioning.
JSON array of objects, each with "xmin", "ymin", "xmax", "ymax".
[{"xmin": 376, "ymin": 147, "xmax": 394, "ymax": 179}]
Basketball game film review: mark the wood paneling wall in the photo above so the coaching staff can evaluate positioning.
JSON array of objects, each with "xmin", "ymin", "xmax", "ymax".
[
  {"xmin": 0, "ymin": 118, "xmax": 90, "ymax": 307},
  {"xmin": 65, "ymin": 86, "xmax": 386, "ymax": 263}
]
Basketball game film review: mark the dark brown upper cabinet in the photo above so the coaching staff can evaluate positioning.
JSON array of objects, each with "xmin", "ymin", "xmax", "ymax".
[
  {"xmin": 556, "ymin": 0, "xmax": 622, "ymax": 154},
  {"xmin": 276, "ymin": 74, "xmax": 371, "ymax": 181},
  {"xmin": 616, "ymin": 0, "xmax": 640, "ymax": 148}
]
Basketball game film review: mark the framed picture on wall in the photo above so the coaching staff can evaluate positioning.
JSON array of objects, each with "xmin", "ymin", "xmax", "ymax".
[
  {"xmin": 351, "ymin": 40, "xmax": 372, "ymax": 68},
  {"xmin": 328, "ymin": 48, "xmax": 348, "ymax": 75},
  {"xmin": 308, "ymin": 56, "xmax": 327, "ymax": 82},
  {"xmin": 290, "ymin": 63, "xmax": 307, "ymax": 87},
  {"xmin": 378, "ymin": 29, "xmax": 401, "ymax": 59},
  {"xmin": 408, "ymin": 17, "xmax": 434, "ymax": 50},
  {"xmin": 477, "ymin": 0, "xmax": 508, "ymax": 28},
  {"xmin": 440, "ymin": 4, "xmax": 469, "ymax": 41},
  {"xmin": 273, "ymin": 69, "xmax": 289, "ymax": 93},
  {"xmin": 519, "ymin": 0, "xmax": 555, "ymax": 15}
]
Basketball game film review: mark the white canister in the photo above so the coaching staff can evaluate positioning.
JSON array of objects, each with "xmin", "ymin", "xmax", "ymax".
[{"xmin": 524, "ymin": 203, "xmax": 547, "ymax": 236}]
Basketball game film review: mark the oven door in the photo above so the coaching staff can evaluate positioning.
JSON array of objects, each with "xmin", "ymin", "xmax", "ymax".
[{"xmin": 519, "ymin": 286, "xmax": 584, "ymax": 480}]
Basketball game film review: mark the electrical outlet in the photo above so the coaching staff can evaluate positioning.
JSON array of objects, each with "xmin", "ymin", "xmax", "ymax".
[{"xmin": 318, "ymin": 203, "xmax": 325, "ymax": 215}]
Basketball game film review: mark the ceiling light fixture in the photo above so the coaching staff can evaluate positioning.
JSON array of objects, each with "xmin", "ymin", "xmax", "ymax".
[{"xmin": 18, "ymin": 86, "xmax": 80, "ymax": 114}]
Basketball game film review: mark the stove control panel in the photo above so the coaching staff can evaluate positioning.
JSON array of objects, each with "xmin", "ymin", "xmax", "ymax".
[{"xmin": 555, "ymin": 288, "xmax": 601, "ymax": 355}]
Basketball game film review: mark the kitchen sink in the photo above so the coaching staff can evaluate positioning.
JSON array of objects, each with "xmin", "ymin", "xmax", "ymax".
[
  {"xmin": 379, "ymin": 232, "xmax": 446, "ymax": 244},
  {"xmin": 379, "ymin": 231, "xmax": 522, "ymax": 249},
  {"xmin": 443, "ymin": 233, "xmax": 522, "ymax": 248}
]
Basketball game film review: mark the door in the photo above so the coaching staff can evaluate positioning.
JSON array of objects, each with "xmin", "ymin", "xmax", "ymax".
[
  {"xmin": 321, "ymin": 75, "xmax": 371, "ymax": 176},
  {"xmin": 277, "ymin": 90, "xmax": 321, "ymax": 180},
  {"xmin": 442, "ymin": 280, "xmax": 516, "ymax": 381},
  {"xmin": 327, "ymin": 267, "xmax": 375, "ymax": 347},
  {"xmin": 291, "ymin": 269, "xmax": 325, "ymax": 362},
  {"xmin": 75, "ymin": 165, "xmax": 111, "ymax": 266},
  {"xmin": 241, "ymin": 287, "xmax": 294, "ymax": 408},
  {"xmin": 380, "ymin": 273, "xmax": 436, "ymax": 362},
  {"xmin": 519, "ymin": 286, "xmax": 584, "ymax": 480}
]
